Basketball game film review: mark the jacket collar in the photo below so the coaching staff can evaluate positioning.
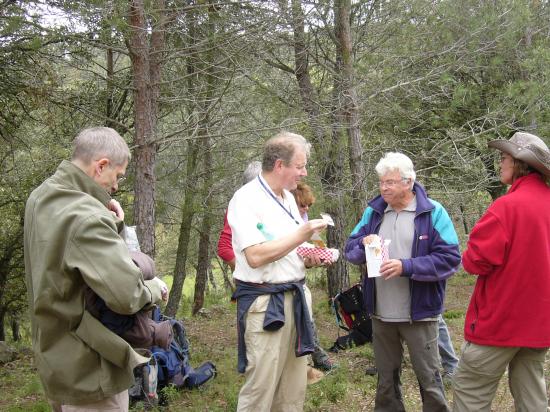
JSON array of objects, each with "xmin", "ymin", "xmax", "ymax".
[
  {"xmin": 53, "ymin": 160, "xmax": 111, "ymax": 207},
  {"xmin": 507, "ymin": 172, "xmax": 546, "ymax": 194},
  {"xmin": 368, "ymin": 181, "xmax": 433, "ymax": 216}
]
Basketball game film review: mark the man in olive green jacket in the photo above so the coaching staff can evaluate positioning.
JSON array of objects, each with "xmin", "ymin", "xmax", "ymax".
[{"xmin": 24, "ymin": 127, "xmax": 167, "ymax": 410}]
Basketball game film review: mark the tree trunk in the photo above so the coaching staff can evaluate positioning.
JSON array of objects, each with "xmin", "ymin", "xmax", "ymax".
[
  {"xmin": 323, "ymin": 96, "xmax": 350, "ymax": 297},
  {"xmin": 0, "ymin": 226, "xmax": 22, "ymax": 342},
  {"xmin": 0, "ymin": 310, "xmax": 5, "ymax": 342},
  {"xmin": 127, "ymin": 0, "xmax": 166, "ymax": 257},
  {"xmin": 165, "ymin": 140, "xmax": 200, "ymax": 317},
  {"xmin": 218, "ymin": 258, "xmax": 236, "ymax": 292},
  {"xmin": 105, "ymin": 47, "xmax": 115, "ymax": 128},
  {"xmin": 192, "ymin": 4, "xmax": 217, "ymax": 316},
  {"xmin": 165, "ymin": 7, "xmax": 201, "ymax": 317},
  {"xmin": 459, "ymin": 203, "xmax": 469, "ymax": 234},
  {"xmin": 208, "ymin": 268, "xmax": 217, "ymax": 291},
  {"xmin": 192, "ymin": 127, "xmax": 214, "ymax": 317},
  {"xmin": 11, "ymin": 316, "xmax": 20, "ymax": 342},
  {"xmin": 192, "ymin": 208, "xmax": 212, "ymax": 315},
  {"xmin": 291, "ymin": 0, "xmax": 349, "ymax": 298},
  {"xmin": 335, "ymin": 0, "xmax": 366, "ymax": 221}
]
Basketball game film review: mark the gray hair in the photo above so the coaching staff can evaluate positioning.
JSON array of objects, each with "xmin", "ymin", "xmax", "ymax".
[
  {"xmin": 262, "ymin": 131, "xmax": 311, "ymax": 172},
  {"xmin": 71, "ymin": 127, "xmax": 131, "ymax": 167},
  {"xmin": 375, "ymin": 152, "xmax": 416, "ymax": 185},
  {"xmin": 242, "ymin": 161, "xmax": 262, "ymax": 185}
]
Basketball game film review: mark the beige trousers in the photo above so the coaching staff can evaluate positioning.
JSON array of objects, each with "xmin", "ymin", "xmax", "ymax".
[
  {"xmin": 452, "ymin": 342, "xmax": 548, "ymax": 412},
  {"xmin": 237, "ymin": 288, "xmax": 312, "ymax": 412},
  {"xmin": 49, "ymin": 390, "xmax": 128, "ymax": 412}
]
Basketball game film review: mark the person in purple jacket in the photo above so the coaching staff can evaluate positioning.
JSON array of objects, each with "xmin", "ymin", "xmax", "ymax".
[{"xmin": 345, "ymin": 152, "xmax": 461, "ymax": 412}]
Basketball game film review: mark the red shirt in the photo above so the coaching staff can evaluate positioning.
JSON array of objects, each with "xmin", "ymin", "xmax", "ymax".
[
  {"xmin": 463, "ymin": 173, "xmax": 550, "ymax": 347},
  {"xmin": 217, "ymin": 211, "xmax": 235, "ymax": 263}
]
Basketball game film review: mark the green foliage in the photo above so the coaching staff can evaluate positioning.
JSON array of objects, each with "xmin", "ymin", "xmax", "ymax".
[
  {"xmin": 444, "ymin": 310, "xmax": 464, "ymax": 319},
  {"xmin": 4, "ymin": 403, "xmax": 51, "ymax": 412},
  {"xmin": 159, "ymin": 384, "xmax": 179, "ymax": 404}
]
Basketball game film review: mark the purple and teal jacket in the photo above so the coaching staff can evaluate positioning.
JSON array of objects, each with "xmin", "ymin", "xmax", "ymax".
[{"xmin": 345, "ymin": 182, "xmax": 461, "ymax": 321}]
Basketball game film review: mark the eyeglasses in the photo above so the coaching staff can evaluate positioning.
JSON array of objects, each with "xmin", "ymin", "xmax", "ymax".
[
  {"xmin": 299, "ymin": 203, "xmax": 312, "ymax": 208},
  {"xmin": 379, "ymin": 178, "xmax": 408, "ymax": 188},
  {"xmin": 117, "ymin": 175, "xmax": 126, "ymax": 184}
]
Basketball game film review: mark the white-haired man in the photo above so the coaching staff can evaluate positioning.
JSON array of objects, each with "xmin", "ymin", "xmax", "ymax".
[
  {"xmin": 24, "ymin": 127, "xmax": 167, "ymax": 411},
  {"xmin": 228, "ymin": 131, "xmax": 330, "ymax": 411},
  {"xmin": 345, "ymin": 152, "xmax": 461, "ymax": 412}
]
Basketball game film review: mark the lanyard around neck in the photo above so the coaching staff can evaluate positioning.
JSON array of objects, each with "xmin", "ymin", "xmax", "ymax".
[{"xmin": 257, "ymin": 176, "xmax": 299, "ymax": 225}]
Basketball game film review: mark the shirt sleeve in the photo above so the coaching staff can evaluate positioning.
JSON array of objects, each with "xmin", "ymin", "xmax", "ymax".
[
  {"xmin": 228, "ymin": 189, "xmax": 267, "ymax": 253},
  {"xmin": 401, "ymin": 204, "xmax": 461, "ymax": 281},
  {"xmin": 462, "ymin": 209, "xmax": 509, "ymax": 276},
  {"xmin": 345, "ymin": 207, "xmax": 374, "ymax": 265},
  {"xmin": 217, "ymin": 211, "xmax": 235, "ymax": 263}
]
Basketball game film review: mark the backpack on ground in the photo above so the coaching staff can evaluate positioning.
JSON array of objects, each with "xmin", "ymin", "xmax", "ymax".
[
  {"xmin": 329, "ymin": 283, "xmax": 372, "ymax": 352},
  {"xmin": 129, "ymin": 308, "xmax": 216, "ymax": 406}
]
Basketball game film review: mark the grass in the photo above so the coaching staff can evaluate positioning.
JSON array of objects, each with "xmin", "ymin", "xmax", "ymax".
[{"xmin": 1, "ymin": 269, "xmax": 547, "ymax": 411}]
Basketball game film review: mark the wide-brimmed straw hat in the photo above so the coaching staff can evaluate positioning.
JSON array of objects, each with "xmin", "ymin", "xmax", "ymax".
[{"xmin": 488, "ymin": 132, "xmax": 550, "ymax": 177}]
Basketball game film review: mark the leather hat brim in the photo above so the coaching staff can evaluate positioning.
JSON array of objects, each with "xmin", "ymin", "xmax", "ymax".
[{"xmin": 489, "ymin": 139, "xmax": 550, "ymax": 177}]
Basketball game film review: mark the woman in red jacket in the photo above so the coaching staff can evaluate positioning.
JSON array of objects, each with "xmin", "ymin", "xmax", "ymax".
[{"xmin": 453, "ymin": 132, "xmax": 550, "ymax": 412}]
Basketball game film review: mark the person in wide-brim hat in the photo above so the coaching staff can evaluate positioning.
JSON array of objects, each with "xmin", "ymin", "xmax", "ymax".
[
  {"xmin": 488, "ymin": 131, "xmax": 550, "ymax": 183},
  {"xmin": 454, "ymin": 130, "xmax": 550, "ymax": 411}
]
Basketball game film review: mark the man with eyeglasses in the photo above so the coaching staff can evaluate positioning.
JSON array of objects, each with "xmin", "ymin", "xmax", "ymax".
[
  {"xmin": 24, "ymin": 127, "xmax": 167, "ymax": 411},
  {"xmin": 345, "ymin": 152, "xmax": 461, "ymax": 412}
]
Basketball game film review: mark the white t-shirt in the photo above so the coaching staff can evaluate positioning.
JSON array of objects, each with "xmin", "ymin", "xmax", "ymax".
[{"xmin": 228, "ymin": 174, "xmax": 306, "ymax": 284}]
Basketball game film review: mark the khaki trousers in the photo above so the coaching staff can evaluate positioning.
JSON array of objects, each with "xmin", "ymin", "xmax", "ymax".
[
  {"xmin": 237, "ymin": 288, "xmax": 312, "ymax": 412},
  {"xmin": 452, "ymin": 342, "xmax": 548, "ymax": 412},
  {"xmin": 49, "ymin": 390, "xmax": 129, "ymax": 412}
]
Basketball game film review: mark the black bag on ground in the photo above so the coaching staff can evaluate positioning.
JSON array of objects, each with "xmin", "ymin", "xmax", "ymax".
[{"xmin": 329, "ymin": 284, "xmax": 372, "ymax": 352}]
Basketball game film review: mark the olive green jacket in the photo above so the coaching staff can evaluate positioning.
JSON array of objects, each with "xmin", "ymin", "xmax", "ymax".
[{"xmin": 24, "ymin": 160, "xmax": 163, "ymax": 404}]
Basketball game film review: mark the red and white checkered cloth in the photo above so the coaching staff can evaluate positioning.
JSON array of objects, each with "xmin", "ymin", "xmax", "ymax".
[{"xmin": 296, "ymin": 245, "xmax": 339, "ymax": 262}]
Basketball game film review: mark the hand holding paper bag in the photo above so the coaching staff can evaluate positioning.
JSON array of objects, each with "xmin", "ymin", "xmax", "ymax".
[{"xmin": 363, "ymin": 235, "xmax": 391, "ymax": 278}]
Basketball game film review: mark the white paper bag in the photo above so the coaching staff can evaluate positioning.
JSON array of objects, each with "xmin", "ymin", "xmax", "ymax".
[
  {"xmin": 122, "ymin": 225, "xmax": 141, "ymax": 252},
  {"xmin": 365, "ymin": 236, "xmax": 391, "ymax": 278}
]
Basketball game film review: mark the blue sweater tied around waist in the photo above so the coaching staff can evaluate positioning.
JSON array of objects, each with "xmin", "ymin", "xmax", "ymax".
[{"xmin": 232, "ymin": 279, "xmax": 315, "ymax": 373}]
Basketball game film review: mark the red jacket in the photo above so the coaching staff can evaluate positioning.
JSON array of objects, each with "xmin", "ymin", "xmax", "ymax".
[
  {"xmin": 463, "ymin": 173, "xmax": 550, "ymax": 347},
  {"xmin": 217, "ymin": 211, "xmax": 235, "ymax": 263}
]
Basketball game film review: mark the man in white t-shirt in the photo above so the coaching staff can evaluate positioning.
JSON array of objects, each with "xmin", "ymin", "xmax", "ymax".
[{"xmin": 228, "ymin": 131, "xmax": 329, "ymax": 412}]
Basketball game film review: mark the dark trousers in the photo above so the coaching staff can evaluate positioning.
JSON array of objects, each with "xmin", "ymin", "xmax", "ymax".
[{"xmin": 372, "ymin": 318, "xmax": 449, "ymax": 412}]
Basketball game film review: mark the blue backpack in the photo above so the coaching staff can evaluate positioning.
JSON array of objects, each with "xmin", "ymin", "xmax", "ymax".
[
  {"xmin": 151, "ymin": 308, "xmax": 216, "ymax": 390},
  {"xmin": 129, "ymin": 308, "xmax": 216, "ymax": 406}
]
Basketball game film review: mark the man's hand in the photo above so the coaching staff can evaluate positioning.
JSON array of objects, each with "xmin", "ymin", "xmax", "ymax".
[
  {"xmin": 379, "ymin": 259, "xmax": 403, "ymax": 280},
  {"xmin": 153, "ymin": 277, "xmax": 169, "ymax": 301},
  {"xmin": 300, "ymin": 219, "xmax": 328, "ymax": 238},
  {"xmin": 108, "ymin": 199, "xmax": 124, "ymax": 220},
  {"xmin": 362, "ymin": 234, "xmax": 378, "ymax": 246},
  {"xmin": 304, "ymin": 255, "xmax": 332, "ymax": 269}
]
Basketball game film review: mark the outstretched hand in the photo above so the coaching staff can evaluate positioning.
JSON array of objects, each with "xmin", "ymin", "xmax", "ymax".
[{"xmin": 301, "ymin": 219, "xmax": 328, "ymax": 237}]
